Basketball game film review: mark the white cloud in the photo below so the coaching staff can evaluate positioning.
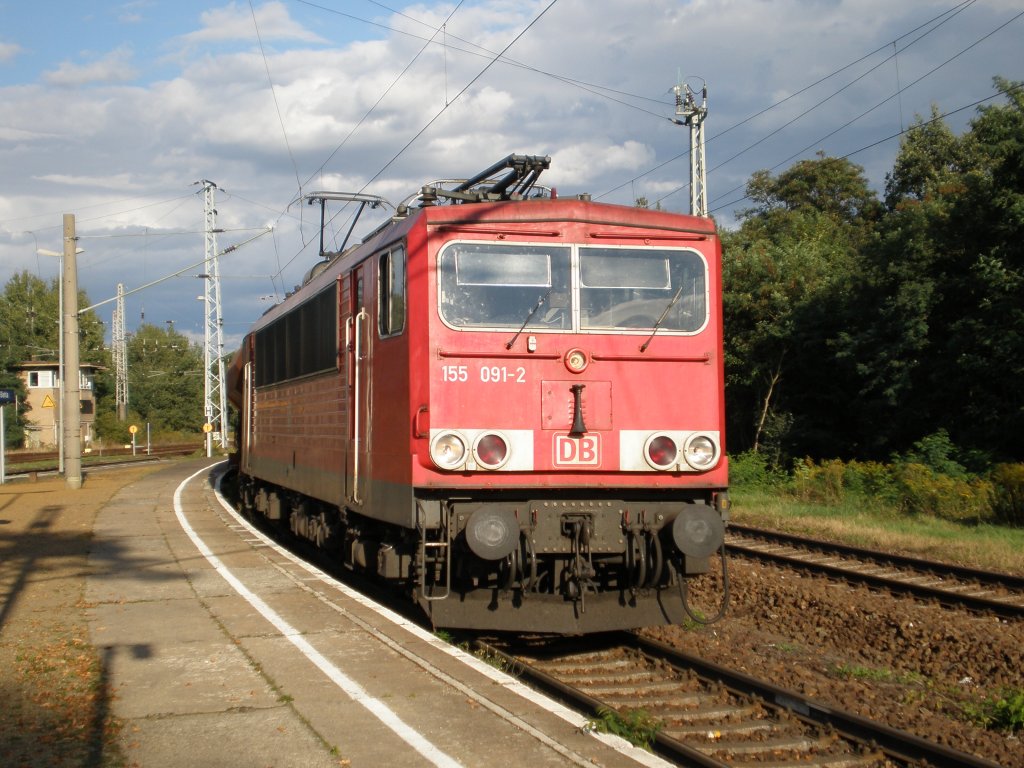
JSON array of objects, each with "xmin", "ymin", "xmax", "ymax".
[
  {"xmin": 0, "ymin": 42, "xmax": 21, "ymax": 63},
  {"xmin": 552, "ymin": 141, "xmax": 657, "ymax": 187},
  {"xmin": 44, "ymin": 46, "xmax": 138, "ymax": 86},
  {"xmin": 179, "ymin": 1, "xmax": 326, "ymax": 45},
  {"xmin": 33, "ymin": 173, "xmax": 148, "ymax": 191}
]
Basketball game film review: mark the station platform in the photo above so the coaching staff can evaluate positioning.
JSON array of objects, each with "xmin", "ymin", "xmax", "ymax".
[{"xmin": 82, "ymin": 459, "xmax": 670, "ymax": 767}]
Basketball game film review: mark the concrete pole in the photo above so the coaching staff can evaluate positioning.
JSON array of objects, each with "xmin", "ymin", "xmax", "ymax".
[{"xmin": 63, "ymin": 213, "xmax": 82, "ymax": 489}]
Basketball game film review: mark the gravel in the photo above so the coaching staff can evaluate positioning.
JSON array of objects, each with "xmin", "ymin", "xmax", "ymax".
[{"xmin": 643, "ymin": 556, "xmax": 1023, "ymax": 766}]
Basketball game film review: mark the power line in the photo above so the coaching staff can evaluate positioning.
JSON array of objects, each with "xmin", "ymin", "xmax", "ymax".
[
  {"xmin": 704, "ymin": 9, "xmax": 1024, "ymax": 213},
  {"xmin": 300, "ymin": 1, "xmax": 468, "ymax": 197},
  {"xmin": 293, "ymin": 0, "xmax": 669, "ymax": 116},
  {"xmin": 271, "ymin": 0, "xmax": 562, "ymax": 285},
  {"xmin": 250, "ymin": 0, "xmax": 303, "ymax": 193},
  {"xmin": 709, "ymin": 83, "xmax": 1023, "ymax": 217},
  {"xmin": 601, "ymin": 0, "xmax": 980, "ymax": 203}
]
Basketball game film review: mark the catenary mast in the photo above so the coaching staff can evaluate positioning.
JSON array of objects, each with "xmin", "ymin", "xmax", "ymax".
[
  {"xmin": 197, "ymin": 179, "xmax": 228, "ymax": 453},
  {"xmin": 674, "ymin": 80, "xmax": 708, "ymax": 217},
  {"xmin": 113, "ymin": 282, "xmax": 128, "ymax": 421}
]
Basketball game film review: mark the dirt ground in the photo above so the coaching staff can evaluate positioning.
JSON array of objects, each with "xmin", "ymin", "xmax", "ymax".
[{"xmin": 0, "ymin": 465, "xmax": 164, "ymax": 768}]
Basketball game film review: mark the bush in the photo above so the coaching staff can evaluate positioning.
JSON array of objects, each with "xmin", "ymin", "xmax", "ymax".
[
  {"xmin": 791, "ymin": 458, "xmax": 846, "ymax": 503},
  {"xmin": 895, "ymin": 429, "xmax": 969, "ymax": 478},
  {"xmin": 788, "ymin": 458, "xmax": 903, "ymax": 507},
  {"xmin": 842, "ymin": 460, "xmax": 902, "ymax": 506},
  {"xmin": 989, "ymin": 464, "xmax": 1024, "ymax": 527},
  {"xmin": 729, "ymin": 451, "xmax": 786, "ymax": 489},
  {"xmin": 893, "ymin": 462, "xmax": 993, "ymax": 524}
]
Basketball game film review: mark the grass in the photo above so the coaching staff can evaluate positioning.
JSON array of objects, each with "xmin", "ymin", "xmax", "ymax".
[
  {"xmin": 729, "ymin": 488, "xmax": 1024, "ymax": 575},
  {"xmin": 584, "ymin": 706, "xmax": 663, "ymax": 749},
  {"xmin": 962, "ymin": 687, "xmax": 1024, "ymax": 734}
]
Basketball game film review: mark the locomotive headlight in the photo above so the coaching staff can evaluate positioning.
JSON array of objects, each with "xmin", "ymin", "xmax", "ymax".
[
  {"xmin": 430, "ymin": 432, "xmax": 466, "ymax": 470},
  {"xmin": 684, "ymin": 434, "xmax": 718, "ymax": 470},
  {"xmin": 645, "ymin": 434, "xmax": 679, "ymax": 470},
  {"xmin": 564, "ymin": 348, "xmax": 588, "ymax": 373},
  {"xmin": 473, "ymin": 432, "xmax": 509, "ymax": 470}
]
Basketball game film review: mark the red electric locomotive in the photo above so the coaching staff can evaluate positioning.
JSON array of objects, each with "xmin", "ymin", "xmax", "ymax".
[{"xmin": 227, "ymin": 155, "xmax": 729, "ymax": 633}]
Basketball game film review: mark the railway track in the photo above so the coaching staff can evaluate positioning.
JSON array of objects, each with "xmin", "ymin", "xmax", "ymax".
[
  {"xmin": 477, "ymin": 633, "xmax": 1002, "ymax": 768},
  {"xmin": 220, "ymin": 484, "xmax": 1011, "ymax": 767},
  {"xmin": 726, "ymin": 523, "xmax": 1024, "ymax": 619},
  {"xmin": 3, "ymin": 442, "xmax": 204, "ymax": 477}
]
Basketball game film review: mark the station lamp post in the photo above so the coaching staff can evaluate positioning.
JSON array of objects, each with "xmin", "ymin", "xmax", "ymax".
[{"xmin": 37, "ymin": 214, "xmax": 84, "ymax": 489}]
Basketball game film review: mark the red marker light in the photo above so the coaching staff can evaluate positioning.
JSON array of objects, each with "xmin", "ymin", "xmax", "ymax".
[
  {"xmin": 647, "ymin": 435, "xmax": 678, "ymax": 468},
  {"xmin": 475, "ymin": 433, "xmax": 508, "ymax": 468}
]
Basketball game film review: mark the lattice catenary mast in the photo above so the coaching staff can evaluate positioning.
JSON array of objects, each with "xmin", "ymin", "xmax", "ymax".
[
  {"xmin": 112, "ymin": 282, "xmax": 128, "ymax": 421},
  {"xmin": 197, "ymin": 179, "xmax": 228, "ymax": 452},
  {"xmin": 674, "ymin": 80, "xmax": 708, "ymax": 217}
]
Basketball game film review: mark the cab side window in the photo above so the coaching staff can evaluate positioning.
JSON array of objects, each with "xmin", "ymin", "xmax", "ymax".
[{"xmin": 378, "ymin": 245, "xmax": 406, "ymax": 338}]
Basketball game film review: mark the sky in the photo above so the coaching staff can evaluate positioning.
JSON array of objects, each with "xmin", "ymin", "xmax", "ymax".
[{"xmin": 0, "ymin": 0, "xmax": 1020, "ymax": 353}]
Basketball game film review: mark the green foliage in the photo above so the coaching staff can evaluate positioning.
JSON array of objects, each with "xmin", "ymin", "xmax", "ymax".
[
  {"xmin": 0, "ymin": 370, "xmax": 28, "ymax": 449},
  {"xmin": 737, "ymin": 436, "xmax": 1005, "ymax": 524},
  {"xmin": 787, "ymin": 458, "xmax": 897, "ymax": 507},
  {"xmin": 894, "ymin": 430, "xmax": 968, "ymax": 478},
  {"xmin": 891, "ymin": 463, "xmax": 993, "ymax": 524},
  {"xmin": 723, "ymin": 155, "xmax": 878, "ymax": 458},
  {"xmin": 989, "ymin": 464, "xmax": 1024, "ymax": 526},
  {"xmin": 723, "ymin": 80, "xmax": 1024, "ymax": 465},
  {"xmin": 791, "ymin": 459, "xmax": 848, "ymax": 504},
  {"xmin": 585, "ymin": 707, "xmax": 663, "ymax": 749},
  {"xmin": 119, "ymin": 323, "xmax": 205, "ymax": 438},
  {"xmin": 0, "ymin": 271, "xmax": 105, "ymax": 367},
  {"xmin": 962, "ymin": 687, "xmax": 1024, "ymax": 734},
  {"xmin": 0, "ymin": 271, "xmax": 107, "ymax": 449},
  {"xmin": 729, "ymin": 451, "xmax": 786, "ymax": 489}
]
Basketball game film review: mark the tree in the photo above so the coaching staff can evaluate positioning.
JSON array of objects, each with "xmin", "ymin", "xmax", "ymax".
[
  {"xmin": 1, "ymin": 271, "xmax": 107, "ymax": 448},
  {"xmin": 849, "ymin": 79, "xmax": 1024, "ymax": 462},
  {"xmin": 123, "ymin": 323, "xmax": 205, "ymax": 436},
  {"xmin": 723, "ymin": 155, "xmax": 880, "ymax": 461},
  {"xmin": 0, "ymin": 271, "xmax": 106, "ymax": 367}
]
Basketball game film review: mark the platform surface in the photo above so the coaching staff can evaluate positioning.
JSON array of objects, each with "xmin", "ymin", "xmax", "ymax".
[{"xmin": 79, "ymin": 459, "xmax": 671, "ymax": 767}]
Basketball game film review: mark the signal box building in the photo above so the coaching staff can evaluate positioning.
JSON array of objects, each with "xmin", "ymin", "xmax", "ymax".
[{"xmin": 13, "ymin": 361, "xmax": 98, "ymax": 449}]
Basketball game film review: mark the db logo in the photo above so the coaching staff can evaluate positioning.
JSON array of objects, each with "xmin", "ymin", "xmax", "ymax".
[{"xmin": 554, "ymin": 434, "xmax": 601, "ymax": 466}]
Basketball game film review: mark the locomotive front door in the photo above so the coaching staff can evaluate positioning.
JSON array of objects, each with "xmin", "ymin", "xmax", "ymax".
[{"xmin": 345, "ymin": 267, "xmax": 371, "ymax": 506}]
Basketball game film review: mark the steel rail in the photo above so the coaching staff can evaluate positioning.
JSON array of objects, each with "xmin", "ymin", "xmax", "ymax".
[
  {"xmin": 473, "ymin": 639, "xmax": 728, "ymax": 768},
  {"xmin": 727, "ymin": 524, "xmax": 1024, "ymax": 619},
  {"xmin": 625, "ymin": 633, "xmax": 1004, "ymax": 768},
  {"xmin": 475, "ymin": 634, "xmax": 1002, "ymax": 768}
]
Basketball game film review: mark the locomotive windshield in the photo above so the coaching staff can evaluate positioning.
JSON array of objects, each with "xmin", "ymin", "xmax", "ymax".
[
  {"xmin": 579, "ymin": 246, "xmax": 705, "ymax": 332},
  {"xmin": 439, "ymin": 243, "xmax": 572, "ymax": 330},
  {"xmin": 438, "ymin": 242, "xmax": 707, "ymax": 333}
]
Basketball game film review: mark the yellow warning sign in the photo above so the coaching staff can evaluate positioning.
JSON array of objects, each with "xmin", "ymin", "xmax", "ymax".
[{"xmin": 41, "ymin": 394, "xmax": 56, "ymax": 408}]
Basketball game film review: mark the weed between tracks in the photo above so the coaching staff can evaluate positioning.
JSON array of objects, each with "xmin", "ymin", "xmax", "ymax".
[
  {"xmin": 583, "ymin": 706, "xmax": 663, "ymax": 750},
  {"xmin": 963, "ymin": 688, "xmax": 1024, "ymax": 735}
]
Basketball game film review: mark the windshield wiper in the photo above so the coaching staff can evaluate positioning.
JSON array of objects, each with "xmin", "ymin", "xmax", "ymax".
[
  {"xmin": 506, "ymin": 288, "xmax": 552, "ymax": 350},
  {"xmin": 639, "ymin": 285, "xmax": 684, "ymax": 352}
]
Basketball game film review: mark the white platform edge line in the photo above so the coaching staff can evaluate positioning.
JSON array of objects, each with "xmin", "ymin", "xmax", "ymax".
[
  {"xmin": 173, "ymin": 463, "xmax": 463, "ymax": 768},
  {"xmin": 207, "ymin": 462, "xmax": 673, "ymax": 768}
]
